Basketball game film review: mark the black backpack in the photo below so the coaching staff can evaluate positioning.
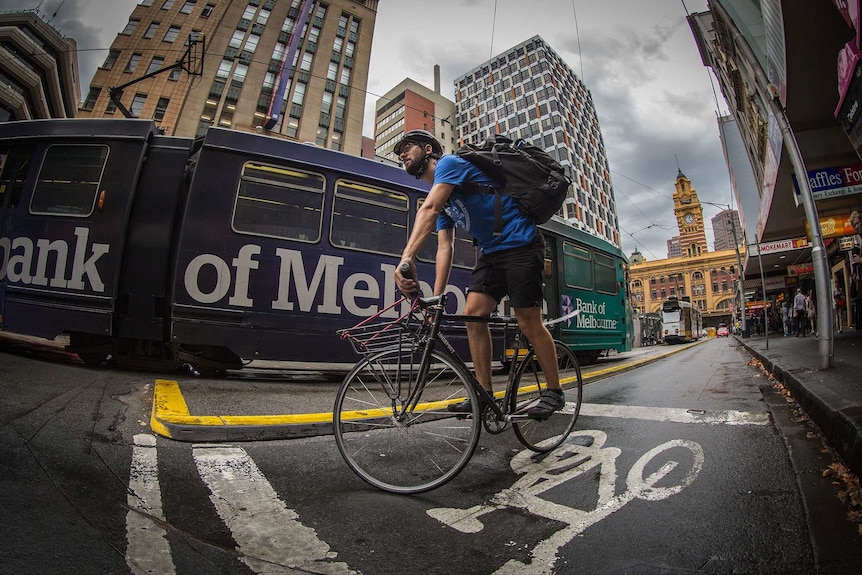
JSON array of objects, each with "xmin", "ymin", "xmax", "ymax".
[{"xmin": 456, "ymin": 135, "xmax": 572, "ymax": 233}]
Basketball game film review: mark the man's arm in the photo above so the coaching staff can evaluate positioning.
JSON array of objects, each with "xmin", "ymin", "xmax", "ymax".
[
  {"xmin": 434, "ymin": 228, "xmax": 454, "ymax": 296},
  {"xmin": 396, "ymin": 182, "xmax": 454, "ymax": 295}
]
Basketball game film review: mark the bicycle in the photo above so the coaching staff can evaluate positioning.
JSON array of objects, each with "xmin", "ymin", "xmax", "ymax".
[{"xmin": 333, "ymin": 293, "xmax": 583, "ymax": 494}]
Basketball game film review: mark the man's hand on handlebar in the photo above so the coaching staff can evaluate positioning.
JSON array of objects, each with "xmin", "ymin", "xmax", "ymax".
[{"xmin": 395, "ymin": 260, "xmax": 419, "ymax": 297}]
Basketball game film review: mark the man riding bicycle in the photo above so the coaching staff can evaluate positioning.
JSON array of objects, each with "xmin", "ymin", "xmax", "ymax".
[{"xmin": 393, "ymin": 129, "xmax": 563, "ymax": 420}]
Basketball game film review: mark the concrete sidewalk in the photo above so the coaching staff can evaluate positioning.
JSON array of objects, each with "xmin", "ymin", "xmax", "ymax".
[{"xmin": 737, "ymin": 329, "xmax": 862, "ymax": 477}]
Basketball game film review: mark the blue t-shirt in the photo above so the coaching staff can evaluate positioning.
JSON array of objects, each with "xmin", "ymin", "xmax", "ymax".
[{"xmin": 433, "ymin": 155, "xmax": 536, "ymax": 253}]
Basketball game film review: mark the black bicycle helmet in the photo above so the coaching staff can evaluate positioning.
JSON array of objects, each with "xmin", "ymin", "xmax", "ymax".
[{"xmin": 394, "ymin": 129, "xmax": 443, "ymax": 156}]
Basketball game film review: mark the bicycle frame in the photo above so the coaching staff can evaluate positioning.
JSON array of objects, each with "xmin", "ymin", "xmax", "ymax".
[{"xmin": 399, "ymin": 294, "xmax": 532, "ymax": 424}]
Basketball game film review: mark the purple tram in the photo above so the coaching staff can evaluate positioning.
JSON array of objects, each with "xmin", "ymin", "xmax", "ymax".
[{"xmin": 0, "ymin": 119, "xmax": 631, "ymax": 372}]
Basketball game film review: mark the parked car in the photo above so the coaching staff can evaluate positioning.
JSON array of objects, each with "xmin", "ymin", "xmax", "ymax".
[{"xmin": 716, "ymin": 324, "xmax": 730, "ymax": 337}]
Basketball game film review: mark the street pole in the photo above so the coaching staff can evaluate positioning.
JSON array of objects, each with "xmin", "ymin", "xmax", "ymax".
[
  {"xmin": 755, "ymin": 240, "xmax": 768, "ymax": 350},
  {"xmin": 727, "ymin": 212, "xmax": 746, "ymax": 338}
]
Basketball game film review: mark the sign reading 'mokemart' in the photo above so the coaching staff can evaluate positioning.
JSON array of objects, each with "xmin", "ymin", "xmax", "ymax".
[{"xmin": 792, "ymin": 163, "xmax": 862, "ymax": 201}]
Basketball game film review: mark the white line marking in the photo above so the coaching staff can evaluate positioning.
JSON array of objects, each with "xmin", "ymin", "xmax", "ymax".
[
  {"xmin": 126, "ymin": 434, "xmax": 176, "ymax": 575},
  {"xmin": 193, "ymin": 444, "xmax": 351, "ymax": 575},
  {"xmin": 579, "ymin": 403, "xmax": 770, "ymax": 425}
]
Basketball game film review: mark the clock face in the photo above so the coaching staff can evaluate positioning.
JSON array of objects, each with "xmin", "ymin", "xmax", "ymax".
[{"xmin": 684, "ymin": 213, "xmax": 694, "ymax": 224}]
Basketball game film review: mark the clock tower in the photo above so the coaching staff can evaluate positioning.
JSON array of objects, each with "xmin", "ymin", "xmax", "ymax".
[{"xmin": 672, "ymin": 169, "xmax": 708, "ymax": 257}]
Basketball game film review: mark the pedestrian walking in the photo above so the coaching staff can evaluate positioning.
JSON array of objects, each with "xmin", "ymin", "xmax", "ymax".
[
  {"xmin": 793, "ymin": 288, "xmax": 807, "ymax": 336},
  {"xmin": 833, "ymin": 285, "xmax": 846, "ymax": 333},
  {"xmin": 781, "ymin": 301, "xmax": 789, "ymax": 336},
  {"xmin": 807, "ymin": 289, "xmax": 817, "ymax": 337}
]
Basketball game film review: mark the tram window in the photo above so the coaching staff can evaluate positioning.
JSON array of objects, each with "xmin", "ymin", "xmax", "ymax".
[
  {"xmin": 594, "ymin": 252, "xmax": 617, "ymax": 295},
  {"xmin": 415, "ymin": 199, "xmax": 477, "ymax": 269},
  {"xmin": 232, "ymin": 162, "xmax": 325, "ymax": 242},
  {"xmin": 30, "ymin": 145, "xmax": 108, "ymax": 216},
  {"xmin": 562, "ymin": 242, "xmax": 592, "ymax": 290},
  {"xmin": 331, "ymin": 180, "xmax": 408, "ymax": 256}
]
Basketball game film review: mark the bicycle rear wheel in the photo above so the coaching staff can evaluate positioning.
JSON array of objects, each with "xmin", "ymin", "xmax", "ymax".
[
  {"xmin": 510, "ymin": 340, "xmax": 582, "ymax": 452},
  {"xmin": 333, "ymin": 346, "xmax": 481, "ymax": 494}
]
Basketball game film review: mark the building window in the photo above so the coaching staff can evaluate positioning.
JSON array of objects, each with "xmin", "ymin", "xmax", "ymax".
[
  {"xmin": 291, "ymin": 82, "xmax": 306, "ymax": 105},
  {"xmin": 164, "ymin": 26, "xmax": 181, "ymax": 42},
  {"xmin": 82, "ymin": 87, "xmax": 100, "ymax": 110},
  {"xmin": 180, "ymin": 1, "xmax": 195, "ymax": 14},
  {"xmin": 124, "ymin": 53, "xmax": 142, "ymax": 73},
  {"xmin": 146, "ymin": 56, "xmax": 164, "ymax": 74},
  {"xmin": 229, "ymin": 30, "xmax": 245, "ymax": 48},
  {"xmin": 101, "ymin": 50, "xmax": 120, "ymax": 70},
  {"xmin": 202, "ymin": 3, "xmax": 214, "ymax": 17},
  {"xmin": 216, "ymin": 59, "xmax": 232, "ymax": 79},
  {"xmin": 162, "ymin": 0, "xmax": 174, "ymax": 9},
  {"xmin": 153, "ymin": 97, "xmax": 170, "ymax": 121},
  {"xmin": 233, "ymin": 63, "xmax": 248, "ymax": 83},
  {"xmin": 244, "ymin": 34, "xmax": 260, "ymax": 53},
  {"xmin": 301, "ymin": 52, "xmax": 313, "ymax": 71},
  {"xmin": 144, "ymin": 22, "xmax": 159, "ymax": 38},
  {"xmin": 131, "ymin": 93, "xmax": 147, "ymax": 116},
  {"xmin": 122, "ymin": 19, "xmax": 140, "ymax": 35},
  {"xmin": 168, "ymin": 67, "xmax": 182, "ymax": 81}
]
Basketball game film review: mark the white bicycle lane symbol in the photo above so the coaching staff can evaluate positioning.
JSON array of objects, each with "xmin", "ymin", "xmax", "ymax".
[{"xmin": 427, "ymin": 429, "xmax": 705, "ymax": 575}]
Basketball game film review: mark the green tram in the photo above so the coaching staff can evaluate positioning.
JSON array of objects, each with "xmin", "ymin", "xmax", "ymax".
[{"xmin": 500, "ymin": 217, "xmax": 633, "ymax": 365}]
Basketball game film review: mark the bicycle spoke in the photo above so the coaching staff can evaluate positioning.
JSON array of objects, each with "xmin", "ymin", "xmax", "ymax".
[
  {"xmin": 334, "ymin": 347, "xmax": 481, "ymax": 494},
  {"xmin": 511, "ymin": 341, "xmax": 582, "ymax": 452}
]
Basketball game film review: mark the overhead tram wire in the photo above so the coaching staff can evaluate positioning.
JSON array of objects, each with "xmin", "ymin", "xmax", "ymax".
[
  {"xmin": 619, "ymin": 224, "xmax": 661, "ymax": 261},
  {"xmin": 571, "ymin": 0, "xmax": 584, "ymax": 81}
]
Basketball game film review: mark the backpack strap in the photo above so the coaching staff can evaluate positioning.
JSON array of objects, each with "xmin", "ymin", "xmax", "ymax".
[{"xmin": 460, "ymin": 181, "xmax": 503, "ymax": 236}]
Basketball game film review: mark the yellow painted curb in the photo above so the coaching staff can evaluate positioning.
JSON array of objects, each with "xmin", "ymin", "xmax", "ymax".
[{"xmin": 150, "ymin": 339, "xmax": 707, "ymax": 440}]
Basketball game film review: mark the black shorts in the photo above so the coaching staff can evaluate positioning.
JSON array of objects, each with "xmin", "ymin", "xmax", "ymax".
[{"xmin": 468, "ymin": 233, "xmax": 545, "ymax": 308}]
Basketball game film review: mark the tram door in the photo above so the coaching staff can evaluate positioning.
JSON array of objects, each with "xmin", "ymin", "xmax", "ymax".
[
  {"xmin": 542, "ymin": 234, "xmax": 562, "ymax": 338},
  {"xmin": 0, "ymin": 121, "xmax": 155, "ymax": 340},
  {"xmin": 0, "ymin": 148, "xmax": 35, "ymax": 324}
]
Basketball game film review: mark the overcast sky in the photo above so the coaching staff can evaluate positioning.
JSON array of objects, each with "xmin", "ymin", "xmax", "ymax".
[{"xmin": 5, "ymin": 0, "xmax": 736, "ymax": 260}]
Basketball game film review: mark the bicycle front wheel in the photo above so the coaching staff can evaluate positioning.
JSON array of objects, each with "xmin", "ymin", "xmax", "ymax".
[
  {"xmin": 333, "ymin": 346, "xmax": 481, "ymax": 494},
  {"xmin": 510, "ymin": 340, "xmax": 582, "ymax": 452}
]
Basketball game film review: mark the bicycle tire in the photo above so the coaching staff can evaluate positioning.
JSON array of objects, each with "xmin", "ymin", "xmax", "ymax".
[
  {"xmin": 510, "ymin": 340, "xmax": 582, "ymax": 452},
  {"xmin": 333, "ymin": 346, "xmax": 481, "ymax": 494}
]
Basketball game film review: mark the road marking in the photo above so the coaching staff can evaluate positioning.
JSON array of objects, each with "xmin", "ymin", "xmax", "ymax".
[
  {"xmin": 579, "ymin": 403, "xmax": 770, "ymax": 425},
  {"xmin": 193, "ymin": 444, "xmax": 352, "ymax": 574},
  {"xmin": 126, "ymin": 434, "xmax": 175, "ymax": 575},
  {"xmin": 428, "ymin": 430, "xmax": 705, "ymax": 574}
]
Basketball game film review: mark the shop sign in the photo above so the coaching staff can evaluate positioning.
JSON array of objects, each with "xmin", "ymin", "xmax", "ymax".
[
  {"xmin": 804, "ymin": 214, "xmax": 856, "ymax": 240},
  {"xmin": 763, "ymin": 276, "xmax": 787, "ymax": 291},
  {"xmin": 839, "ymin": 236, "xmax": 856, "ymax": 250},
  {"xmin": 747, "ymin": 237, "xmax": 809, "ymax": 257},
  {"xmin": 787, "ymin": 263, "xmax": 814, "ymax": 276},
  {"xmin": 793, "ymin": 161, "xmax": 862, "ymax": 201}
]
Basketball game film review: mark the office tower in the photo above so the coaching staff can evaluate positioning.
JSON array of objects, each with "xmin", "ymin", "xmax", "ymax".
[
  {"xmin": 711, "ymin": 209, "xmax": 742, "ymax": 251},
  {"xmin": 374, "ymin": 67, "xmax": 458, "ymax": 163},
  {"xmin": 78, "ymin": 0, "xmax": 376, "ymax": 155},
  {"xmin": 667, "ymin": 236, "xmax": 682, "ymax": 258},
  {"xmin": 0, "ymin": 10, "xmax": 79, "ymax": 121},
  {"xmin": 453, "ymin": 35, "xmax": 619, "ymax": 246}
]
